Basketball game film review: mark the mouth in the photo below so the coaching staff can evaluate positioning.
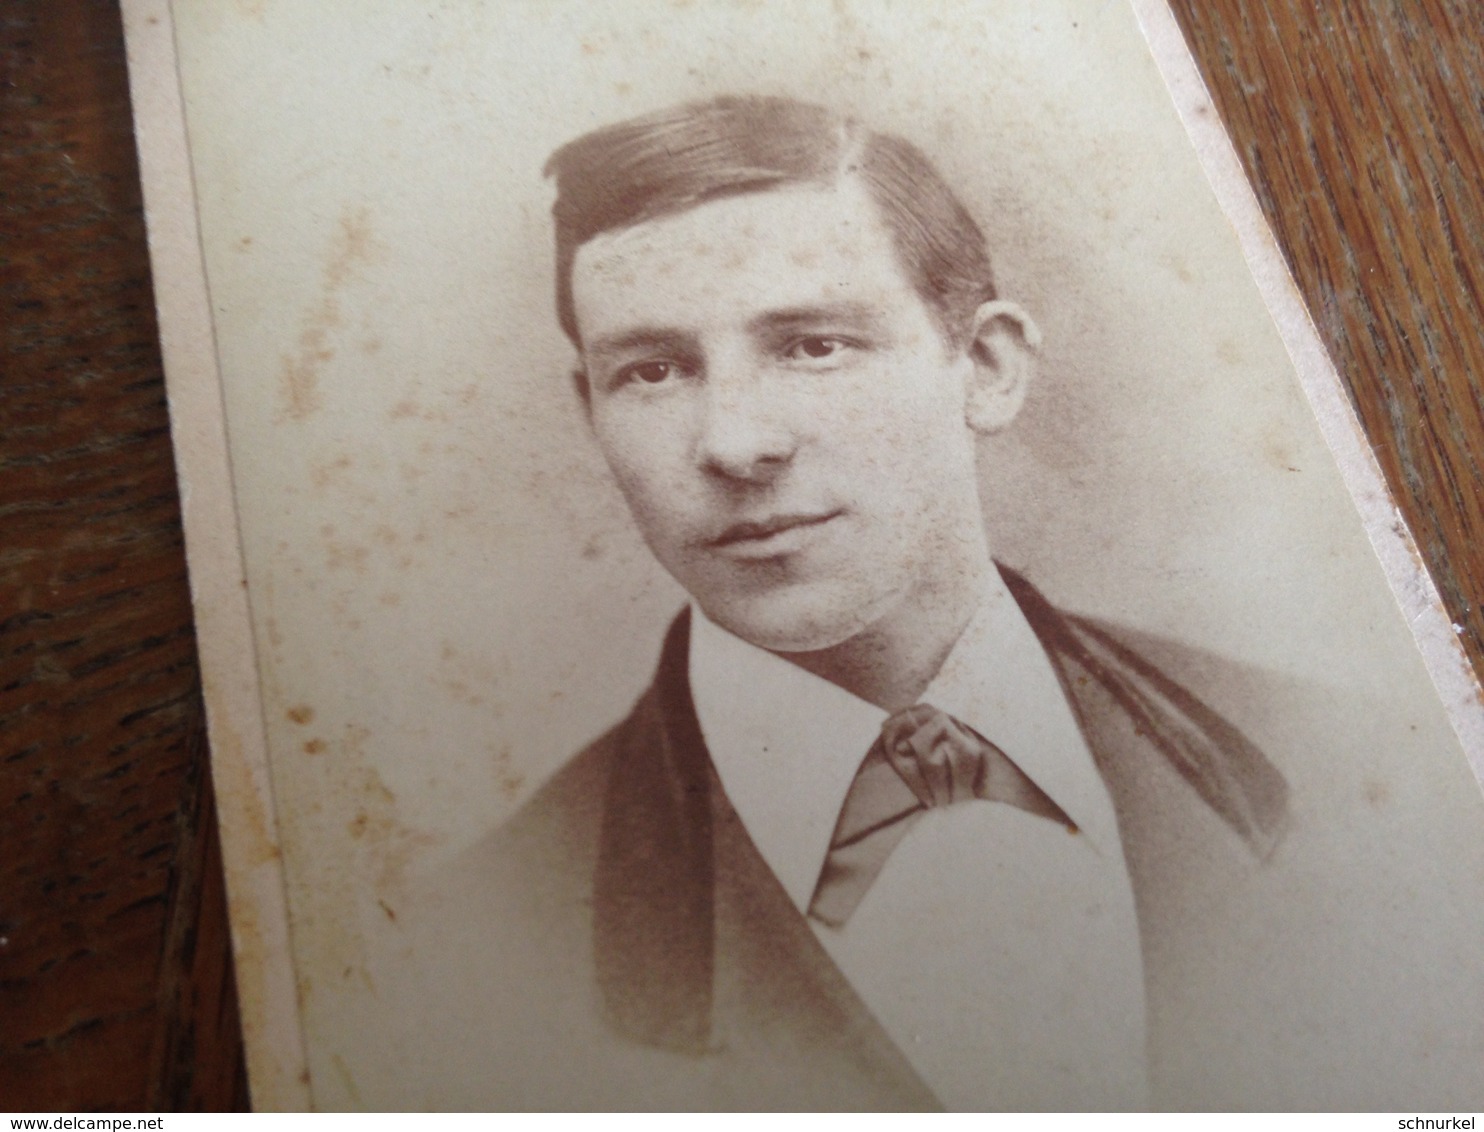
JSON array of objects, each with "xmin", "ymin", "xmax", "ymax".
[{"xmin": 707, "ymin": 510, "xmax": 842, "ymax": 556}]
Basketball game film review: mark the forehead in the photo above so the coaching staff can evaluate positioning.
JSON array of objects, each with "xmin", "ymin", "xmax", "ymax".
[{"xmin": 570, "ymin": 181, "xmax": 926, "ymax": 342}]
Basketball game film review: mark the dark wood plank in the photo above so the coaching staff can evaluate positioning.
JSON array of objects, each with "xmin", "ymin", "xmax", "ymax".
[
  {"xmin": 1170, "ymin": 0, "xmax": 1484, "ymax": 677},
  {"xmin": 0, "ymin": 0, "xmax": 246, "ymax": 1112}
]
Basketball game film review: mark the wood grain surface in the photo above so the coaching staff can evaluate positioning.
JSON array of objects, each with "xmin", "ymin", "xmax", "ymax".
[
  {"xmin": 1171, "ymin": 0, "xmax": 1484, "ymax": 686},
  {"xmin": 0, "ymin": 0, "xmax": 1480, "ymax": 1112},
  {"xmin": 1, "ymin": 0, "xmax": 247, "ymax": 1112}
]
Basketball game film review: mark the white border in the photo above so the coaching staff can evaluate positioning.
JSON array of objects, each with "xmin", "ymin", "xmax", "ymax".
[{"xmin": 121, "ymin": 0, "xmax": 312, "ymax": 1110}]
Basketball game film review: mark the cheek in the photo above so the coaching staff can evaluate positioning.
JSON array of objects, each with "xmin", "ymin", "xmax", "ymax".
[
  {"xmin": 591, "ymin": 408, "xmax": 689, "ymax": 521},
  {"xmin": 827, "ymin": 375, "xmax": 973, "ymax": 530},
  {"xmin": 830, "ymin": 374, "xmax": 964, "ymax": 471}
]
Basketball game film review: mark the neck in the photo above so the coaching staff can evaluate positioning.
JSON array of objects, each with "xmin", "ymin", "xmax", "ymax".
[{"xmin": 783, "ymin": 535, "xmax": 996, "ymax": 713}]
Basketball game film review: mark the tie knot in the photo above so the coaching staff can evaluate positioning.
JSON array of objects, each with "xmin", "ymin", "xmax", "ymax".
[
  {"xmin": 880, "ymin": 702, "xmax": 997, "ymax": 809},
  {"xmin": 808, "ymin": 703, "xmax": 1076, "ymax": 927}
]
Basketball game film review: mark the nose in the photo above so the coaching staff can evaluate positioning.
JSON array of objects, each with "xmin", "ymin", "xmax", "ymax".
[{"xmin": 694, "ymin": 352, "xmax": 799, "ymax": 482}]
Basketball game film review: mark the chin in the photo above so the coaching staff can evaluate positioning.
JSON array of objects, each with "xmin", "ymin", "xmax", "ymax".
[{"xmin": 695, "ymin": 583, "xmax": 885, "ymax": 655}]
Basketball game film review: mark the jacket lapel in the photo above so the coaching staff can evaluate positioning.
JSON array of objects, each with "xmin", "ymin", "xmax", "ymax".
[
  {"xmin": 1001, "ymin": 571, "xmax": 1294, "ymax": 1105},
  {"xmin": 592, "ymin": 610, "xmax": 937, "ymax": 1106},
  {"xmin": 592, "ymin": 611, "xmax": 714, "ymax": 1053},
  {"xmin": 1002, "ymin": 567, "xmax": 1289, "ymax": 859}
]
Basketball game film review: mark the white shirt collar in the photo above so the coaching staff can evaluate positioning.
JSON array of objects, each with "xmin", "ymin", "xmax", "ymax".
[{"xmin": 689, "ymin": 572, "xmax": 1122, "ymax": 913}]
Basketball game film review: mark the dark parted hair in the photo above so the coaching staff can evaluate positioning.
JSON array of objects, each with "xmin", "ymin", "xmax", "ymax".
[{"xmin": 543, "ymin": 95, "xmax": 998, "ymax": 348}]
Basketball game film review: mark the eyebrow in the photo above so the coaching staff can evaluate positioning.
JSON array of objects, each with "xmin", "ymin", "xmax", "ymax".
[
  {"xmin": 584, "ymin": 301, "xmax": 889, "ymax": 362},
  {"xmin": 584, "ymin": 327, "xmax": 697, "ymax": 363},
  {"xmin": 745, "ymin": 301, "xmax": 888, "ymax": 337}
]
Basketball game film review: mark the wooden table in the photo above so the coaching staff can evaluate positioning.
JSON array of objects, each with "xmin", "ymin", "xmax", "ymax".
[{"xmin": 2, "ymin": 0, "xmax": 1480, "ymax": 1111}]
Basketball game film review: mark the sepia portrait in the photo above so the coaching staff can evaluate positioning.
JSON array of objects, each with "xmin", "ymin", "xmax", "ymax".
[{"xmin": 125, "ymin": 0, "xmax": 1484, "ymax": 1111}]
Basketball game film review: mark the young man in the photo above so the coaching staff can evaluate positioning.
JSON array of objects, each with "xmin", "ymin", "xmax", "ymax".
[
  {"xmin": 546, "ymin": 95, "xmax": 1286, "ymax": 1110},
  {"xmin": 390, "ymin": 96, "xmax": 1477, "ymax": 1110}
]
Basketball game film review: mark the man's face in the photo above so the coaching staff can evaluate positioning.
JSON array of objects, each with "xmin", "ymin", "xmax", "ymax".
[{"xmin": 571, "ymin": 180, "xmax": 991, "ymax": 654}]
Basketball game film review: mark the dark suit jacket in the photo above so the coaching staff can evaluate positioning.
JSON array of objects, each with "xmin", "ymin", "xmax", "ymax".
[{"xmin": 380, "ymin": 570, "xmax": 1484, "ymax": 1109}]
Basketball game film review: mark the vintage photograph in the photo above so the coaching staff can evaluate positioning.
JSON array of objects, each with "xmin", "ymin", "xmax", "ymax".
[{"xmin": 131, "ymin": 0, "xmax": 1484, "ymax": 1110}]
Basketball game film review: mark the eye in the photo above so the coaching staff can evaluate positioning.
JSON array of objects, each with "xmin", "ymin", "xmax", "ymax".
[
  {"xmin": 785, "ymin": 336, "xmax": 850, "ymax": 362},
  {"xmin": 616, "ymin": 360, "xmax": 680, "ymax": 386}
]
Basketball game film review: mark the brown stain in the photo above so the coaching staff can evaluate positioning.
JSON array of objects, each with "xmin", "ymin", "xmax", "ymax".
[
  {"xmin": 202, "ymin": 710, "xmax": 306, "ymax": 1094},
  {"xmin": 340, "ymin": 747, "xmax": 438, "ymax": 892},
  {"xmin": 324, "ymin": 207, "xmax": 377, "ymax": 290},
  {"xmin": 1162, "ymin": 252, "xmax": 1196, "ymax": 284},
  {"xmin": 210, "ymin": 736, "xmax": 271, "ymax": 1031},
  {"xmin": 273, "ymin": 715, "xmax": 436, "ymax": 1020},
  {"xmin": 212, "ymin": 714, "xmax": 285, "ymax": 869},
  {"xmin": 1363, "ymin": 779, "xmax": 1393, "ymax": 808},
  {"xmin": 438, "ymin": 639, "xmax": 511, "ymax": 713},
  {"xmin": 324, "ymin": 540, "xmax": 370, "ymax": 574},
  {"xmin": 830, "ymin": 0, "xmax": 860, "ymax": 37},
  {"xmin": 279, "ymin": 318, "xmax": 337, "ymax": 422},
  {"xmin": 329, "ymin": 1054, "xmax": 363, "ymax": 1109},
  {"xmin": 1260, "ymin": 422, "xmax": 1301, "ymax": 474},
  {"xmin": 492, "ymin": 744, "xmax": 526, "ymax": 802},
  {"xmin": 277, "ymin": 207, "xmax": 381, "ymax": 423},
  {"xmin": 286, "ymin": 704, "xmax": 315, "ymax": 725},
  {"xmin": 443, "ymin": 678, "xmax": 485, "ymax": 707},
  {"xmin": 309, "ymin": 453, "xmax": 353, "ymax": 490},
  {"xmin": 326, "ymin": 729, "xmax": 436, "ymax": 896},
  {"xmin": 1216, "ymin": 338, "xmax": 1243, "ymax": 366},
  {"xmin": 303, "ymin": 739, "xmax": 327, "ymax": 755},
  {"xmin": 387, "ymin": 402, "xmax": 450, "ymax": 424}
]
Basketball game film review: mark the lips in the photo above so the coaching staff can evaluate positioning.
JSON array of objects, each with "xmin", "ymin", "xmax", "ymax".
[{"xmin": 707, "ymin": 510, "xmax": 842, "ymax": 556}]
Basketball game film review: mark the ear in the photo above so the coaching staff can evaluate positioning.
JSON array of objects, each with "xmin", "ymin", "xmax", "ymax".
[{"xmin": 961, "ymin": 300, "xmax": 1040, "ymax": 435}]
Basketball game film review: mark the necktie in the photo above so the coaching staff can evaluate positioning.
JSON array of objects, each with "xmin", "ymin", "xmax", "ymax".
[{"xmin": 807, "ymin": 702, "xmax": 1076, "ymax": 927}]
